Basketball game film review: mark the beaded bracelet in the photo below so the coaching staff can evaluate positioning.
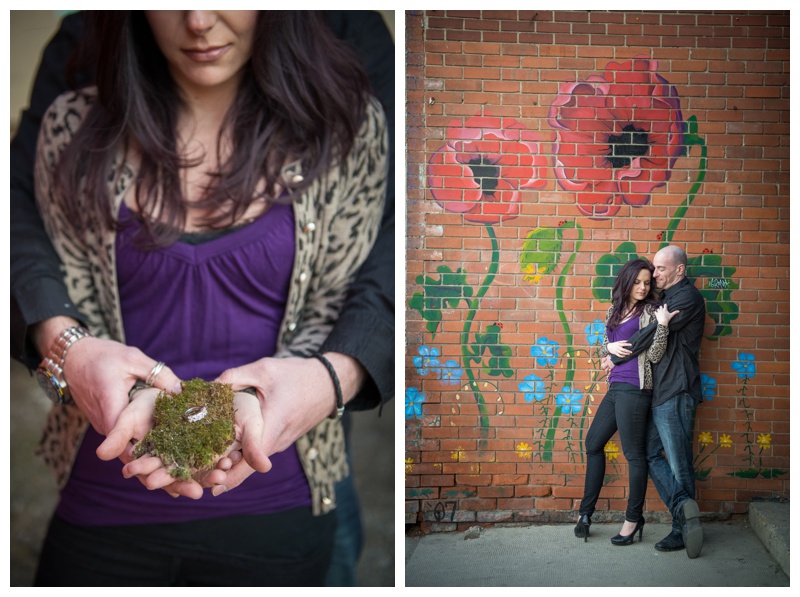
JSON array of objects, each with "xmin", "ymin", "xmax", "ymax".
[{"xmin": 311, "ymin": 352, "xmax": 344, "ymax": 420}]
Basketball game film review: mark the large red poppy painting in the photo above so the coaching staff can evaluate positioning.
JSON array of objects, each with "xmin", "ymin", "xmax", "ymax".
[
  {"xmin": 426, "ymin": 116, "xmax": 548, "ymax": 224},
  {"xmin": 548, "ymin": 57, "xmax": 686, "ymax": 219}
]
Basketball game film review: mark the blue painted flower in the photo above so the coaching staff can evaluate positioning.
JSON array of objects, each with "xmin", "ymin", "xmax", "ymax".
[
  {"xmin": 439, "ymin": 360, "xmax": 464, "ymax": 385},
  {"xmin": 556, "ymin": 384, "xmax": 583, "ymax": 415},
  {"xmin": 518, "ymin": 374, "xmax": 546, "ymax": 402},
  {"xmin": 585, "ymin": 319, "xmax": 605, "ymax": 346},
  {"xmin": 413, "ymin": 345, "xmax": 441, "ymax": 376},
  {"xmin": 531, "ymin": 337, "xmax": 560, "ymax": 367},
  {"xmin": 700, "ymin": 374, "xmax": 716, "ymax": 401},
  {"xmin": 731, "ymin": 353, "xmax": 756, "ymax": 380},
  {"xmin": 405, "ymin": 387, "xmax": 426, "ymax": 419}
]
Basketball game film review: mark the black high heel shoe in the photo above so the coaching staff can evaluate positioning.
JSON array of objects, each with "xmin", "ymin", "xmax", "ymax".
[
  {"xmin": 610, "ymin": 518, "xmax": 645, "ymax": 546},
  {"xmin": 574, "ymin": 514, "xmax": 591, "ymax": 542}
]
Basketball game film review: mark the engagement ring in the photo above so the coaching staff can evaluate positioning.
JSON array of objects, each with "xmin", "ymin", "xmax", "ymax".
[{"xmin": 184, "ymin": 406, "xmax": 208, "ymax": 423}]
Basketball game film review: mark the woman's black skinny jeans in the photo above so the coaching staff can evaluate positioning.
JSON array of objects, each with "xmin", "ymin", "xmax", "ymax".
[{"xmin": 579, "ymin": 382, "xmax": 651, "ymax": 523}]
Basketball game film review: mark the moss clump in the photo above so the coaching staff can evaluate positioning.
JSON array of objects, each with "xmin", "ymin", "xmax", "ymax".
[{"xmin": 133, "ymin": 378, "xmax": 236, "ymax": 480}]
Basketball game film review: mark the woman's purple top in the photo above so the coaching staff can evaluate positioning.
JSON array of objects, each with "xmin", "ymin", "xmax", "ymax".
[
  {"xmin": 607, "ymin": 316, "xmax": 641, "ymax": 388},
  {"xmin": 56, "ymin": 202, "xmax": 312, "ymax": 526}
]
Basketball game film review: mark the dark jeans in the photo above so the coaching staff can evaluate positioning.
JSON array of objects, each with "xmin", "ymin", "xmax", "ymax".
[
  {"xmin": 325, "ymin": 472, "xmax": 363, "ymax": 586},
  {"xmin": 35, "ymin": 507, "xmax": 335, "ymax": 586},
  {"xmin": 579, "ymin": 382, "xmax": 651, "ymax": 522},
  {"xmin": 647, "ymin": 391, "xmax": 697, "ymax": 531}
]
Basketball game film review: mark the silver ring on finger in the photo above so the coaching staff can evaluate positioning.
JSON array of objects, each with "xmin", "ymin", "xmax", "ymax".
[{"xmin": 146, "ymin": 361, "xmax": 166, "ymax": 386}]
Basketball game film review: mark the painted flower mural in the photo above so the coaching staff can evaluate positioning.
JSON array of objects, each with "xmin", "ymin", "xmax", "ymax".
[
  {"xmin": 604, "ymin": 441, "xmax": 620, "ymax": 462},
  {"xmin": 427, "ymin": 115, "xmax": 548, "ymax": 223},
  {"xmin": 439, "ymin": 360, "xmax": 464, "ymax": 385},
  {"xmin": 413, "ymin": 345, "xmax": 440, "ymax": 376},
  {"xmin": 727, "ymin": 354, "xmax": 785, "ymax": 479},
  {"xmin": 518, "ymin": 374, "xmax": 546, "ymax": 403},
  {"xmin": 698, "ymin": 432, "xmax": 713, "ymax": 447},
  {"xmin": 556, "ymin": 384, "xmax": 583, "ymax": 415},
  {"xmin": 700, "ymin": 374, "xmax": 716, "ymax": 401},
  {"xmin": 405, "ymin": 387, "xmax": 426, "ymax": 419},
  {"xmin": 516, "ymin": 442, "xmax": 533, "ymax": 459},
  {"xmin": 548, "ymin": 56, "xmax": 686, "ymax": 218},
  {"xmin": 531, "ymin": 337, "xmax": 560, "ymax": 367},
  {"xmin": 694, "ymin": 431, "xmax": 732, "ymax": 480},
  {"xmin": 412, "ymin": 345, "xmax": 464, "ymax": 385},
  {"xmin": 731, "ymin": 352, "xmax": 756, "ymax": 379},
  {"xmin": 585, "ymin": 319, "xmax": 605, "ymax": 346},
  {"xmin": 413, "ymin": 113, "xmax": 541, "ymax": 440}
]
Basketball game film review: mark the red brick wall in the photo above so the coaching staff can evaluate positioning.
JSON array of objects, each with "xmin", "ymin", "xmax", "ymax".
[{"xmin": 405, "ymin": 10, "xmax": 789, "ymax": 532}]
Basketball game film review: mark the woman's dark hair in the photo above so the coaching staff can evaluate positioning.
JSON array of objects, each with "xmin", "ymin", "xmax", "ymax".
[
  {"xmin": 57, "ymin": 11, "xmax": 371, "ymax": 246},
  {"xmin": 606, "ymin": 258, "xmax": 659, "ymax": 332}
]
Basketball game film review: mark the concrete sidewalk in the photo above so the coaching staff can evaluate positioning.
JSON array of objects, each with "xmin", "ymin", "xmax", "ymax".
[{"xmin": 405, "ymin": 502, "xmax": 789, "ymax": 587}]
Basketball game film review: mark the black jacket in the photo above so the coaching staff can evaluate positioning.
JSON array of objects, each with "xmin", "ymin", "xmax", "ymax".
[{"xmin": 610, "ymin": 277, "xmax": 706, "ymax": 406}]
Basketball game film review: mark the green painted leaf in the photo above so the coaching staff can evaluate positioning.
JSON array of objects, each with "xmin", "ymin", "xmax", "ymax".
[
  {"xmin": 687, "ymin": 254, "xmax": 740, "ymax": 340},
  {"xmin": 592, "ymin": 242, "xmax": 641, "ymax": 302},
  {"xmin": 408, "ymin": 265, "xmax": 472, "ymax": 338},
  {"xmin": 728, "ymin": 469, "xmax": 760, "ymax": 479},
  {"xmin": 471, "ymin": 324, "xmax": 514, "ymax": 377},
  {"xmin": 759, "ymin": 468, "xmax": 787, "ymax": 479},
  {"xmin": 520, "ymin": 227, "xmax": 562, "ymax": 283},
  {"xmin": 406, "ymin": 488, "xmax": 434, "ymax": 498}
]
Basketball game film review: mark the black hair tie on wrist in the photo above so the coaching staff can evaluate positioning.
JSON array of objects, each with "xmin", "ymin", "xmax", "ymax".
[{"xmin": 312, "ymin": 352, "xmax": 344, "ymax": 420}]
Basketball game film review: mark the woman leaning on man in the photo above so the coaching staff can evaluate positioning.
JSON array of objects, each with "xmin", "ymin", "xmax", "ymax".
[{"xmin": 575, "ymin": 258, "xmax": 678, "ymax": 545}]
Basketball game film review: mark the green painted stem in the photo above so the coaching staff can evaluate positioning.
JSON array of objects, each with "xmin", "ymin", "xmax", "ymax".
[
  {"xmin": 542, "ymin": 224, "xmax": 583, "ymax": 461},
  {"xmin": 694, "ymin": 444, "xmax": 720, "ymax": 469},
  {"xmin": 460, "ymin": 224, "xmax": 498, "ymax": 435},
  {"xmin": 661, "ymin": 122, "xmax": 707, "ymax": 248}
]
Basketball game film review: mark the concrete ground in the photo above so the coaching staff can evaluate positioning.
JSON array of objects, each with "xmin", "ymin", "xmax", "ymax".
[
  {"xmin": 405, "ymin": 504, "xmax": 789, "ymax": 587},
  {"xmin": 9, "ymin": 358, "xmax": 394, "ymax": 586}
]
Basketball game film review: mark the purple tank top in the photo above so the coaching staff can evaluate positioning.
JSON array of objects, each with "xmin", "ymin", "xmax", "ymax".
[
  {"xmin": 56, "ymin": 202, "xmax": 312, "ymax": 526},
  {"xmin": 608, "ymin": 316, "xmax": 641, "ymax": 387}
]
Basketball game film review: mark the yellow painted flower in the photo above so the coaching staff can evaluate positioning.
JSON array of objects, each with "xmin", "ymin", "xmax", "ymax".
[
  {"xmin": 405, "ymin": 458, "xmax": 414, "ymax": 474},
  {"xmin": 522, "ymin": 263, "xmax": 550, "ymax": 284},
  {"xmin": 516, "ymin": 442, "xmax": 533, "ymax": 459},
  {"xmin": 604, "ymin": 441, "xmax": 619, "ymax": 461},
  {"xmin": 719, "ymin": 434, "xmax": 732, "ymax": 448},
  {"xmin": 698, "ymin": 432, "xmax": 713, "ymax": 446},
  {"xmin": 757, "ymin": 433, "xmax": 772, "ymax": 449}
]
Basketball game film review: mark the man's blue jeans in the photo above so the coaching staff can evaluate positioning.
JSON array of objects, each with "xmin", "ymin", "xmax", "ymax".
[
  {"xmin": 324, "ymin": 470, "xmax": 363, "ymax": 586},
  {"xmin": 647, "ymin": 391, "xmax": 697, "ymax": 531}
]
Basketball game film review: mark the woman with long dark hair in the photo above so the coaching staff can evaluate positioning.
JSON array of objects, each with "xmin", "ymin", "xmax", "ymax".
[
  {"xmin": 574, "ymin": 258, "xmax": 677, "ymax": 545},
  {"xmin": 32, "ymin": 11, "xmax": 387, "ymax": 585}
]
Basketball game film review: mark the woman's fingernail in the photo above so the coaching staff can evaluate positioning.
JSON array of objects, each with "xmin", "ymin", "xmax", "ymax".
[{"xmin": 212, "ymin": 485, "xmax": 228, "ymax": 497}]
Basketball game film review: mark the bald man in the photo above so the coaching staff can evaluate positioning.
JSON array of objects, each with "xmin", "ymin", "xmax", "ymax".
[{"xmin": 604, "ymin": 246, "xmax": 706, "ymax": 558}]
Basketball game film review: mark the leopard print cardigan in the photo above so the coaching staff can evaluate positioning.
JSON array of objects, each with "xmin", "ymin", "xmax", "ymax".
[
  {"xmin": 33, "ymin": 88, "xmax": 388, "ymax": 516},
  {"xmin": 598, "ymin": 304, "xmax": 669, "ymax": 390}
]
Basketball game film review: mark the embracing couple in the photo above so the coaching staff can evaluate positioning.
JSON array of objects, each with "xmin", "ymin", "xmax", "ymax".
[{"xmin": 574, "ymin": 245, "xmax": 706, "ymax": 559}]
